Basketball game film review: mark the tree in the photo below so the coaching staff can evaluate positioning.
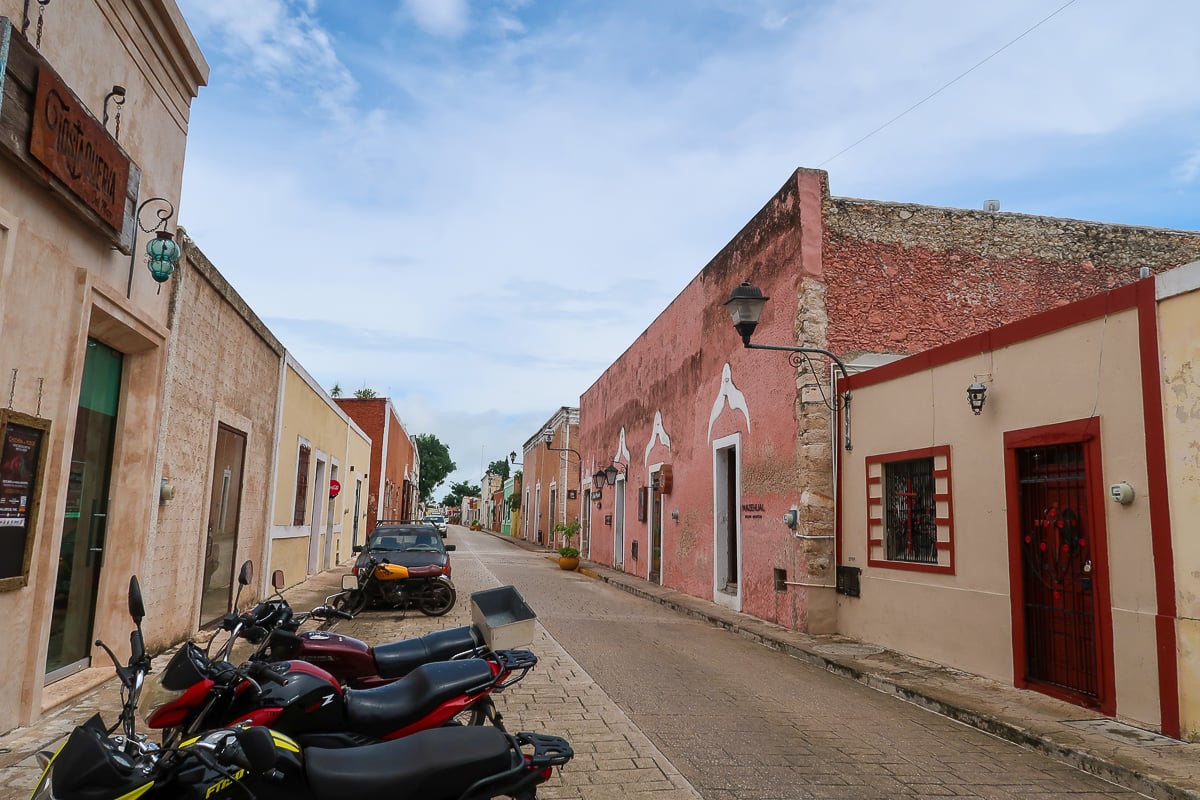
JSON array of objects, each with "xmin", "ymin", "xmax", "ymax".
[
  {"xmin": 443, "ymin": 480, "xmax": 481, "ymax": 508},
  {"xmin": 330, "ymin": 383, "xmax": 343, "ymax": 397},
  {"xmin": 415, "ymin": 433, "xmax": 455, "ymax": 502},
  {"xmin": 354, "ymin": 387, "xmax": 377, "ymax": 398},
  {"xmin": 486, "ymin": 459, "xmax": 510, "ymax": 481}
]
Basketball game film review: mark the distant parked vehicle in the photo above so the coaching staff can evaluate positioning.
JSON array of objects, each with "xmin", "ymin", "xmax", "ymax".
[{"xmin": 423, "ymin": 513, "xmax": 449, "ymax": 536}]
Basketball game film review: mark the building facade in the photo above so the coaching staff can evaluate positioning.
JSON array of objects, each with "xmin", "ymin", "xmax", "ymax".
[
  {"xmin": 0, "ymin": 1, "xmax": 206, "ymax": 730},
  {"xmin": 268, "ymin": 357, "xmax": 371, "ymax": 588},
  {"xmin": 838, "ymin": 261, "xmax": 1200, "ymax": 738},
  {"xmin": 335, "ymin": 397, "xmax": 420, "ymax": 537},
  {"xmin": 579, "ymin": 167, "xmax": 1200, "ymax": 640},
  {"xmin": 520, "ymin": 407, "xmax": 580, "ymax": 548}
]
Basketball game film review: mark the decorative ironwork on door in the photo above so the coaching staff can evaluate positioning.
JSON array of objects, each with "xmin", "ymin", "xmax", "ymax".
[{"xmin": 1016, "ymin": 443, "xmax": 1099, "ymax": 704}]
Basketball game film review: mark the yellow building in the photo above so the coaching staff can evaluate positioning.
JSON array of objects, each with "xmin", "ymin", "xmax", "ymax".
[{"xmin": 269, "ymin": 355, "xmax": 371, "ymax": 588}]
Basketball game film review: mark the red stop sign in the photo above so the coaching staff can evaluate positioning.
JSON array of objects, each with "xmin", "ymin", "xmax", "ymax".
[{"xmin": 328, "ymin": 479, "xmax": 341, "ymax": 498}]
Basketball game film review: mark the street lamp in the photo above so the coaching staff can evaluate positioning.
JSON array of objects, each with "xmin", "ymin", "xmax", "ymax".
[
  {"xmin": 604, "ymin": 462, "xmax": 627, "ymax": 486},
  {"xmin": 723, "ymin": 281, "xmax": 853, "ymax": 450},
  {"xmin": 126, "ymin": 196, "xmax": 181, "ymax": 297},
  {"xmin": 543, "ymin": 429, "xmax": 582, "ymax": 463}
]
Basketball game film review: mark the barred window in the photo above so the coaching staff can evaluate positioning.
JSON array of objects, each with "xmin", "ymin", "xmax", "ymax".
[
  {"xmin": 884, "ymin": 458, "xmax": 937, "ymax": 563},
  {"xmin": 293, "ymin": 443, "xmax": 311, "ymax": 526},
  {"xmin": 867, "ymin": 446, "xmax": 954, "ymax": 574}
]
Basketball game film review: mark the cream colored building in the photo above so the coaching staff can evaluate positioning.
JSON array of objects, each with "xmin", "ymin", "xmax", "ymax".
[
  {"xmin": 0, "ymin": 2, "xmax": 206, "ymax": 730},
  {"xmin": 269, "ymin": 356, "xmax": 371, "ymax": 588},
  {"xmin": 839, "ymin": 261, "xmax": 1200, "ymax": 739}
]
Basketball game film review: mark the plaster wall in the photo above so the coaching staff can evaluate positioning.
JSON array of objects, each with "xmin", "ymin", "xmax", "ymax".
[
  {"xmin": 840, "ymin": 303, "xmax": 1162, "ymax": 728},
  {"xmin": 0, "ymin": 1, "xmax": 205, "ymax": 731},
  {"xmin": 1158, "ymin": 265, "xmax": 1200, "ymax": 738},
  {"xmin": 269, "ymin": 362, "xmax": 370, "ymax": 586}
]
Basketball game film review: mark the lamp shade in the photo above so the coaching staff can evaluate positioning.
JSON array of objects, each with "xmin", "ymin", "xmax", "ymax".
[
  {"xmin": 509, "ymin": 451, "xmax": 517, "ymax": 463},
  {"xmin": 604, "ymin": 464, "xmax": 618, "ymax": 486},
  {"xmin": 543, "ymin": 430, "xmax": 554, "ymax": 446},
  {"xmin": 146, "ymin": 231, "xmax": 180, "ymax": 283},
  {"xmin": 592, "ymin": 470, "xmax": 606, "ymax": 491},
  {"xmin": 967, "ymin": 383, "xmax": 987, "ymax": 415},
  {"xmin": 723, "ymin": 281, "xmax": 768, "ymax": 341}
]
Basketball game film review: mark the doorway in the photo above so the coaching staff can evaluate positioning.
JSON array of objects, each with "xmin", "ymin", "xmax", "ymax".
[
  {"xmin": 200, "ymin": 425, "xmax": 246, "ymax": 625},
  {"xmin": 713, "ymin": 436, "xmax": 741, "ymax": 609},
  {"xmin": 46, "ymin": 338, "xmax": 122, "ymax": 681},
  {"xmin": 1007, "ymin": 423, "xmax": 1113, "ymax": 714},
  {"xmin": 613, "ymin": 479, "xmax": 626, "ymax": 569},
  {"xmin": 307, "ymin": 458, "xmax": 326, "ymax": 574},
  {"xmin": 649, "ymin": 469, "xmax": 663, "ymax": 584},
  {"xmin": 324, "ymin": 464, "xmax": 338, "ymax": 569},
  {"xmin": 352, "ymin": 478, "xmax": 362, "ymax": 547}
]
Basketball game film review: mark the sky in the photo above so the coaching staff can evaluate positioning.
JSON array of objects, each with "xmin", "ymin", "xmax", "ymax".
[{"xmin": 173, "ymin": 0, "xmax": 1200, "ymax": 498}]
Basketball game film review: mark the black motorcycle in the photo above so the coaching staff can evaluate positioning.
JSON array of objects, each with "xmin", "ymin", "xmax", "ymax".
[{"xmin": 331, "ymin": 551, "xmax": 456, "ymax": 616}]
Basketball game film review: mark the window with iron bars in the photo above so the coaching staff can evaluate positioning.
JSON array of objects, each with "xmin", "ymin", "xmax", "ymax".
[{"xmin": 884, "ymin": 457, "xmax": 938, "ymax": 564}]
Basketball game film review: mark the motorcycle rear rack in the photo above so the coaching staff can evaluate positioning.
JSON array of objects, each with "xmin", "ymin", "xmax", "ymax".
[
  {"xmin": 491, "ymin": 649, "xmax": 538, "ymax": 690},
  {"xmin": 456, "ymin": 731, "xmax": 574, "ymax": 800}
]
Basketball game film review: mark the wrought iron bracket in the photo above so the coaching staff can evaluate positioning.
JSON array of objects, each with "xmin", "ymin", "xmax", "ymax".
[{"xmin": 741, "ymin": 341, "xmax": 852, "ymax": 451}]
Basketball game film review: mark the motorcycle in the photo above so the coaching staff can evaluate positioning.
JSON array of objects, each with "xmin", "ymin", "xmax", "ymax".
[
  {"xmin": 30, "ymin": 575, "xmax": 573, "ymax": 800},
  {"xmin": 143, "ymin": 562, "xmax": 537, "ymax": 748},
  {"xmin": 331, "ymin": 549, "xmax": 455, "ymax": 616},
  {"xmin": 255, "ymin": 569, "xmax": 496, "ymax": 689}
]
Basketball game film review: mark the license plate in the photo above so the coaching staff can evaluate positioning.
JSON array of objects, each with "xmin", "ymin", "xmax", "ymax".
[{"xmin": 342, "ymin": 575, "xmax": 357, "ymax": 591}]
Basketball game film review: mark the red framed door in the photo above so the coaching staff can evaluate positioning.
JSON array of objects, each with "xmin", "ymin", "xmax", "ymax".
[{"xmin": 1005, "ymin": 419, "xmax": 1115, "ymax": 714}]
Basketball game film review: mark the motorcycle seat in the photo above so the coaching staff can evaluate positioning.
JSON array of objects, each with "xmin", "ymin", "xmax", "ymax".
[
  {"xmin": 343, "ymin": 658, "xmax": 495, "ymax": 737},
  {"xmin": 306, "ymin": 726, "xmax": 513, "ymax": 799},
  {"xmin": 373, "ymin": 625, "xmax": 482, "ymax": 678}
]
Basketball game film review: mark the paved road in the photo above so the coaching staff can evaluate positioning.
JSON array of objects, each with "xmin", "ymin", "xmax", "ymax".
[{"xmin": 453, "ymin": 529, "xmax": 1146, "ymax": 800}]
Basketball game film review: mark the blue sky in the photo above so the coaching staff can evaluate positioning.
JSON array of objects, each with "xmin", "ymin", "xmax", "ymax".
[{"xmin": 174, "ymin": 0, "xmax": 1200, "ymax": 496}]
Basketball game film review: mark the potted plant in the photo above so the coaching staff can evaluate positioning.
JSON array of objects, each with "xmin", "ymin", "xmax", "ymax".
[{"xmin": 554, "ymin": 520, "xmax": 581, "ymax": 570}]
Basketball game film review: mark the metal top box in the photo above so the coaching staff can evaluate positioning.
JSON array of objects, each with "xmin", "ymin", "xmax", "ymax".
[{"xmin": 470, "ymin": 585, "xmax": 537, "ymax": 651}]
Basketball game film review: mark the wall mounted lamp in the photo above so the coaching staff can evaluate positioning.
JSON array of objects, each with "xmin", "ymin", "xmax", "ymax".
[
  {"xmin": 723, "ymin": 281, "xmax": 853, "ymax": 450},
  {"xmin": 604, "ymin": 461, "xmax": 628, "ymax": 486},
  {"xmin": 126, "ymin": 196, "xmax": 180, "ymax": 297},
  {"xmin": 591, "ymin": 470, "xmax": 607, "ymax": 491},
  {"xmin": 967, "ymin": 383, "xmax": 988, "ymax": 415},
  {"xmin": 509, "ymin": 450, "xmax": 523, "ymax": 466},
  {"xmin": 543, "ymin": 429, "xmax": 582, "ymax": 462}
]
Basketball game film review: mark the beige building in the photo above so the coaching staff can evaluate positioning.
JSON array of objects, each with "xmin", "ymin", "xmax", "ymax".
[
  {"xmin": 0, "ymin": 3, "xmax": 206, "ymax": 730},
  {"xmin": 839, "ymin": 261, "xmax": 1200, "ymax": 738},
  {"xmin": 145, "ymin": 233, "xmax": 285, "ymax": 648},
  {"xmin": 269, "ymin": 356, "xmax": 371, "ymax": 588}
]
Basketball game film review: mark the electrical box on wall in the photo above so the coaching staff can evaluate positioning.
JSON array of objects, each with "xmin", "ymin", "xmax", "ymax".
[{"xmin": 783, "ymin": 509, "xmax": 799, "ymax": 529}]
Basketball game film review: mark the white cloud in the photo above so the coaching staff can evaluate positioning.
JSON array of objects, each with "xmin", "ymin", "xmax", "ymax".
[
  {"xmin": 1175, "ymin": 147, "xmax": 1200, "ymax": 184},
  {"xmin": 402, "ymin": 0, "xmax": 470, "ymax": 38}
]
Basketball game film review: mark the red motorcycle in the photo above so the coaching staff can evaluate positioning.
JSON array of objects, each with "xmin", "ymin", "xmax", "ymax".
[
  {"xmin": 253, "ymin": 569, "xmax": 496, "ymax": 689},
  {"xmin": 142, "ymin": 563, "xmax": 536, "ymax": 748}
]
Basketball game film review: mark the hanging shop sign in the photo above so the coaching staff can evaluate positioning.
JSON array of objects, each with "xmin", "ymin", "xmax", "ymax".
[
  {"xmin": 0, "ymin": 411, "xmax": 51, "ymax": 591},
  {"xmin": 0, "ymin": 17, "xmax": 140, "ymax": 252}
]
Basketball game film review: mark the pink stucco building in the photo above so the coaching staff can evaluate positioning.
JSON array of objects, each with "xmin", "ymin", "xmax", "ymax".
[{"xmin": 578, "ymin": 168, "xmax": 1200, "ymax": 647}]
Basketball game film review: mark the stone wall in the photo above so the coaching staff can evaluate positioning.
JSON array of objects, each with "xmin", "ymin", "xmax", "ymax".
[{"xmin": 146, "ymin": 233, "xmax": 283, "ymax": 650}]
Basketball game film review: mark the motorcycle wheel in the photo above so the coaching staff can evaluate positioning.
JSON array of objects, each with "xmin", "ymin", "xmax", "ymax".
[
  {"xmin": 417, "ymin": 582, "xmax": 456, "ymax": 617},
  {"xmin": 449, "ymin": 696, "xmax": 501, "ymax": 729},
  {"xmin": 330, "ymin": 589, "xmax": 367, "ymax": 616}
]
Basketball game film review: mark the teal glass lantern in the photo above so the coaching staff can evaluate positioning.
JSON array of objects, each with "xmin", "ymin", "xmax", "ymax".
[{"xmin": 146, "ymin": 231, "xmax": 181, "ymax": 283}]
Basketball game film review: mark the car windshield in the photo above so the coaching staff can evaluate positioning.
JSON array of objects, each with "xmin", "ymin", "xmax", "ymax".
[
  {"xmin": 369, "ymin": 531, "xmax": 442, "ymax": 551},
  {"xmin": 425, "ymin": 515, "xmax": 444, "ymax": 523}
]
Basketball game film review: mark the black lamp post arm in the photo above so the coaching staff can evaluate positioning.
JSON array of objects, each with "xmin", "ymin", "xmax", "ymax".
[{"xmin": 742, "ymin": 342, "xmax": 853, "ymax": 451}]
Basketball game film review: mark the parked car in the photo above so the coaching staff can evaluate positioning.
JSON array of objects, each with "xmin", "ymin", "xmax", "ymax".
[
  {"xmin": 353, "ymin": 523, "xmax": 453, "ymax": 578},
  {"xmin": 422, "ymin": 514, "xmax": 449, "ymax": 536}
]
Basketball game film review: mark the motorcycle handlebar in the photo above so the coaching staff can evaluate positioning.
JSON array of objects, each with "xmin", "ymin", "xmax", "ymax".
[{"xmin": 247, "ymin": 661, "xmax": 287, "ymax": 686}]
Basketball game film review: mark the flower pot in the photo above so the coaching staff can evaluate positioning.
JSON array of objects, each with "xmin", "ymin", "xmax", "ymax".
[{"xmin": 558, "ymin": 556, "xmax": 580, "ymax": 571}]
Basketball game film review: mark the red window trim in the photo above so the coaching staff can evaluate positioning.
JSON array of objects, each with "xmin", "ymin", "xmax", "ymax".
[{"xmin": 865, "ymin": 445, "xmax": 955, "ymax": 575}]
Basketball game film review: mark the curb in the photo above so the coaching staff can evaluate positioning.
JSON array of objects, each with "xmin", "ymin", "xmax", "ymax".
[{"xmin": 476, "ymin": 528, "xmax": 1198, "ymax": 800}]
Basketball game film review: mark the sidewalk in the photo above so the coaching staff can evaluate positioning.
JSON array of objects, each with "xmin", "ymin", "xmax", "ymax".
[{"xmin": 483, "ymin": 529, "xmax": 1200, "ymax": 800}]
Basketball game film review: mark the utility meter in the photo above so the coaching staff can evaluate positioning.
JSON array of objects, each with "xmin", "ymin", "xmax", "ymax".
[{"xmin": 1110, "ymin": 482, "xmax": 1135, "ymax": 505}]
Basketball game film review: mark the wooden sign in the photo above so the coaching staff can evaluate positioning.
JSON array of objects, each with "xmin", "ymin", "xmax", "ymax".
[{"xmin": 0, "ymin": 18, "xmax": 141, "ymax": 252}]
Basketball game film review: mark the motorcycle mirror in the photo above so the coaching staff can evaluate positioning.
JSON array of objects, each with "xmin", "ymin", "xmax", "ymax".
[
  {"xmin": 128, "ymin": 576, "xmax": 145, "ymax": 624},
  {"xmin": 236, "ymin": 727, "xmax": 278, "ymax": 774},
  {"xmin": 352, "ymin": 545, "xmax": 363, "ymax": 554},
  {"xmin": 445, "ymin": 545, "xmax": 456, "ymax": 551},
  {"xmin": 238, "ymin": 560, "xmax": 254, "ymax": 587},
  {"xmin": 271, "ymin": 570, "xmax": 285, "ymax": 591}
]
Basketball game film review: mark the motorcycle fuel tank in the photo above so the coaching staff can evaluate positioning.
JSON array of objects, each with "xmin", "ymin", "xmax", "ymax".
[
  {"xmin": 238, "ymin": 661, "xmax": 348, "ymax": 736},
  {"xmin": 294, "ymin": 631, "xmax": 377, "ymax": 683}
]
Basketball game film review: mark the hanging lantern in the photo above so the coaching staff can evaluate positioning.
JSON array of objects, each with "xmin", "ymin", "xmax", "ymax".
[{"xmin": 145, "ymin": 231, "xmax": 181, "ymax": 283}]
